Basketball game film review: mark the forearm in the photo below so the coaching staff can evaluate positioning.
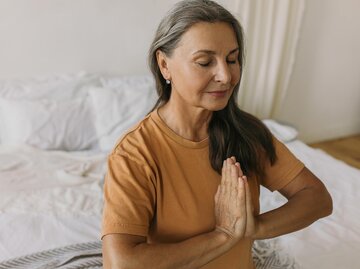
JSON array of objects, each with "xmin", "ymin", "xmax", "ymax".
[
  {"xmin": 254, "ymin": 186, "xmax": 332, "ymax": 240},
  {"xmin": 108, "ymin": 230, "xmax": 232, "ymax": 269}
]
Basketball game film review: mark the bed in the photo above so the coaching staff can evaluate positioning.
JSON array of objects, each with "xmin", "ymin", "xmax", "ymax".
[{"xmin": 0, "ymin": 72, "xmax": 359, "ymax": 269}]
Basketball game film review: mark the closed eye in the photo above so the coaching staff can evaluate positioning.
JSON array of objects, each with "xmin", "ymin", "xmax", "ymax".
[
  {"xmin": 197, "ymin": 61, "xmax": 212, "ymax": 67},
  {"xmin": 197, "ymin": 59, "xmax": 237, "ymax": 67},
  {"xmin": 227, "ymin": 59, "xmax": 237, "ymax": 64}
]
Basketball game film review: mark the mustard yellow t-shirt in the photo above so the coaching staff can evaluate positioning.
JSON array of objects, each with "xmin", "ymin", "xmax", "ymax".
[{"xmin": 102, "ymin": 109, "xmax": 304, "ymax": 269}]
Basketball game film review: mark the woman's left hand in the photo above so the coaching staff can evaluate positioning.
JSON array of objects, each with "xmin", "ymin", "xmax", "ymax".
[{"xmin": 232, "ymin": 158, "xmax": 258, "ymax": 239}]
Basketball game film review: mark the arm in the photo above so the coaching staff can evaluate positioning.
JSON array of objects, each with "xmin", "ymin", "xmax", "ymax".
[
  {"xmin": 103, "ymin": 158, "xmax": 247, "ymax": 269},
  {"xmin": 253, "ymin": 167, "xmax": 333, "ymax": 239},
  {"xmin": 103, "ymin": 231, "xmax": 229, "ymax": 269}
]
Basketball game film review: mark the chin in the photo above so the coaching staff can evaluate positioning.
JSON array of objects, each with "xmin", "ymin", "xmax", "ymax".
[{"xmin": 206, "ymin": 101, "xmax": 229, "ymax": 112}]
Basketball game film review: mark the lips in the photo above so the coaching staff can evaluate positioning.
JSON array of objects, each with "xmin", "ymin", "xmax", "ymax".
[{"xmin": 208, "ymin": 89, "xmax": 228, "ymax": 97}]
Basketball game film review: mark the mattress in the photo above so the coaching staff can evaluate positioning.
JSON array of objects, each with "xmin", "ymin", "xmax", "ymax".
[{"xmin": 0, "ymin": 139, "xmax": 359, "ymax": 268}]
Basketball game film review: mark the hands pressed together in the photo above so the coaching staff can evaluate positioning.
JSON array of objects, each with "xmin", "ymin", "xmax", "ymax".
[{"xmin": 214, "ymin": 157, "xmax": 257, "ymax": 245}]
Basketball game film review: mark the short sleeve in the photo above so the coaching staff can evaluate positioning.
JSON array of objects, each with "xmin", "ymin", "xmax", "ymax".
[
  {"xmin": 261, "ymin": 136, "xmax": 305, "ymax": 192},
  {"xmin": 101, "ymin": 151, "xmax": 156, "ymax": 239}
]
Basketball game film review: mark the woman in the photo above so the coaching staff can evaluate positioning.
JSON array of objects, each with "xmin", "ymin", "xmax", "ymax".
[{"xmin": 102, "ymin": 1, "xmax": 333, "ymax": 268}]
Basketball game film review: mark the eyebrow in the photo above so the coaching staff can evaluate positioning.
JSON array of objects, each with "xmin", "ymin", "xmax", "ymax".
[{"xmin": 192, "ymin": 47, "xmax": 239, "ymax": 55}]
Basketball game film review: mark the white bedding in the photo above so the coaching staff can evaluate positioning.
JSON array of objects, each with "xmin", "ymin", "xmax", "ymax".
[
  {"xmin": 0, "ymin": 145, "xmax": 106, "ymax": 260},
  {"xmin": 0, "ymin": 140, "xmax": 359, "ymax": 268},
  {"xmin": 262, "ymin": 140, "xmax": 360, "ymax": 269}
]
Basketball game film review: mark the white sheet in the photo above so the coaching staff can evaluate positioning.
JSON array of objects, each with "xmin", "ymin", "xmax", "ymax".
[
  {"xmin": 260, "ymin": 140, "xmax": 360, "ymax": 269},
  {"xmin": 0, "ymin": 213, "xmax": 101, "ymax": 261},
  {"xmin": 0, "ymin": 145, "xmax": 106, "ymax": 215},
  {"xmin": 0, "ymin": 145, "xmax": 106, "ymax": 260},
  {"xmin": 0, "ymin": 141, "xmax": 359, "ymax": 268}
]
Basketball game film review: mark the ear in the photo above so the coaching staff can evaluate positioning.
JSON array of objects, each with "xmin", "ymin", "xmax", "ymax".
[{"xmin": 156, "ymin": 50, "xmax": 171, "ymax": 81}]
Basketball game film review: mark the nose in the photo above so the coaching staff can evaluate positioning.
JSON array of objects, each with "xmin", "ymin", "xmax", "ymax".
[{"xmin": 214, "ymin": 61, "xmax": 232, "ymax": 84}]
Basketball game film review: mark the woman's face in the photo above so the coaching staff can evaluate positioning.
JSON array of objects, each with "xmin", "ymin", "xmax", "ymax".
[{"xmin": 160, "ymin": 21, "xmax": 241, "ymax": 112}]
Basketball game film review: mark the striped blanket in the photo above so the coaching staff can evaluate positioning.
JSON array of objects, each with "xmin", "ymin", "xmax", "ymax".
[{"xmin": 0, "ymin": 240, "xmax": 298, "ymax": 269}]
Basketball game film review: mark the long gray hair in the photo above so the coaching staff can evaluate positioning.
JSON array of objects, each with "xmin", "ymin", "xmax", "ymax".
[{"xmin": 148, "ymin": 0, "xmax": 276, "ymax": 177}]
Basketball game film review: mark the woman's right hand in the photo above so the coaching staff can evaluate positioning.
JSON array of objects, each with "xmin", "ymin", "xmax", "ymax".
[{"xmin": 214, "ymin": 157, "xmax": 247, "ymax": 244}]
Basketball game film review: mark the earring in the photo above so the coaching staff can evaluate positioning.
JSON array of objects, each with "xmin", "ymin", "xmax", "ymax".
[{"xmin": 166, "ymin": 79, "xmax": 171, "ymax": 84}]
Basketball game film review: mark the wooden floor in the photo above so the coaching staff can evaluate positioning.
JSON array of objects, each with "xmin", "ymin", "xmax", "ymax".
[{"xmin": 309, "ymin": 134, "xmax": 360, "ymax": 169}]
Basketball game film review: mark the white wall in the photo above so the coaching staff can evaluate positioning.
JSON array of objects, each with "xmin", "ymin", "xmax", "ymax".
[
  {"xmin": 0, "ymin": 0, "xmax": 359, "ymax": 143},
  {"xmin": 274, "ymin": 0, "xmax": 360, "ymax": 143},
  {"xmin": 0, "ymin": 0, "xmax": 231, "ymax": 79},
  {"xmin": 0, "ymin": 0, "xmax": 175, "ymax": 79}
]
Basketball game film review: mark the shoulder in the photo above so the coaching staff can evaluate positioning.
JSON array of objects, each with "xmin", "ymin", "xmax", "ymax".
[{"xmin": 110, "ymin": 112, "xmax": 159, "ymax": 167}]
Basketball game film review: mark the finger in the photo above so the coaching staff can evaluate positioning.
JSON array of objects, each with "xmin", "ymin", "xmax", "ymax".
[
  {"xmin": 230, "ymin": 164, "xmax": 238, "ymax": 199},
  {"xmin": 223, "ymin": 158, "xmax": 231, "ymax": 186},
  {"xmin": 228, "ymin": 158, "xmax": 237, "ymax": 187},
  {"xmin": 230, "ymin": 163, "xmax": 238, "ymax": 187},
  {"xmin": 235, "ymin": 162, "xmax": 244, "ymax": 177},
  {"xmin": 237, "ymin": 176, "xmax": 246, "ymax": 215},
  {"xmin": 225, "ymin": 159, "xmax": 233, "ymax": 198},
  {"xmin": 234, "ymin": 162, "xmax": 241, "ymax": 177},
  {"xmin": 230, "ymin": 156, "xmax": 236, "ymax": 164}
]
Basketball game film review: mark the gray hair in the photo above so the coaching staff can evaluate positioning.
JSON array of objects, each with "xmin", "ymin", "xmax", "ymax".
[{"xmin": 148, "ymin": 0, "xmax": 245, "ymax": 108}]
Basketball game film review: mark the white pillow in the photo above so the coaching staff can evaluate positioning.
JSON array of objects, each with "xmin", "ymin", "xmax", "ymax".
[
  {"xmin": 0, "ymin": 72, "xmax": 100, "ymax": 101},
  {"xmin": 0, "ymin": 97, "xmax": 98, "ymax": 151},
  {"xmin": 89, "ymin": 84, "xmax": 157, "ymax": 152},
  {"xmin": 0, "ymin": 72, "xmax": 101, "ymax": 145}
]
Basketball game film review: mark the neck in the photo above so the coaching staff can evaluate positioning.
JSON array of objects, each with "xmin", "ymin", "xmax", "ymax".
[{"xmin": 158, "ymin": 100, "xmax": 212, "ymax": 142}]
